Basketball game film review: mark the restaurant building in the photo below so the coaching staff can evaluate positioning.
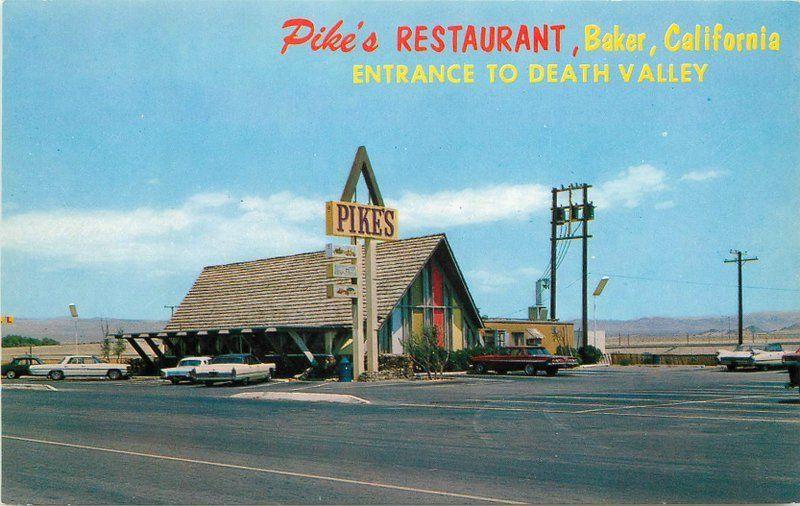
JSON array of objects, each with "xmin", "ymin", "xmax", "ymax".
[
  {"xmin": 120, "ymin": 234, "xmax": 483, "ymax": 368},
  {"xmin": 481, "ymin": 318, "xmax": 574, "ymax": 354}
]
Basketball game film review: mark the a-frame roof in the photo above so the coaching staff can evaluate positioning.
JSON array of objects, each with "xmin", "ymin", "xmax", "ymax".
[{"xmin": 164, "ymin": 234, "xmax": 482, "ymax": 332}]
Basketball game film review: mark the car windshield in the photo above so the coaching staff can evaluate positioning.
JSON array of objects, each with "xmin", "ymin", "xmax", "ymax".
[
  {"xmin": 527, "ymin": 348, "xmax": 550, "ymax": 356},
  {"xmin": 764, "ymin": 344, "xmax": 783, "ymax": 352},
  {"xmin": 179, "ymin": 359, "xmax": 202, "ymax": 367},
  {"xmin": 210, "ymin": 356, "xmax": 245, "ymax": 364}
]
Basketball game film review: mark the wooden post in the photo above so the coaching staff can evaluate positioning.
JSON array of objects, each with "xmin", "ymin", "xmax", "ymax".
[
  {"xmin": 324, "ymin": 330, "xmax": 335, "ymax": 355},
  {"xmin": 365, "ymin": 238, "xmax": 379, "ymax": 372},
  {"xmin": 351, "ymin": 236, "xmax": 365, "ymax": 380}
]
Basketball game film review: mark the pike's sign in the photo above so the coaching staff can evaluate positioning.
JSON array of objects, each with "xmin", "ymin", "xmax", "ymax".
[{"xmin": 325, "ymin": 200, "xmax": 399, "ymax": 241}]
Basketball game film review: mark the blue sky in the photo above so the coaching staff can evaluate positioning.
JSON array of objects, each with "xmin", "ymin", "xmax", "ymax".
[{"xmin": 3, "ymin": 1, "xmax": 799, "ymax": 322}]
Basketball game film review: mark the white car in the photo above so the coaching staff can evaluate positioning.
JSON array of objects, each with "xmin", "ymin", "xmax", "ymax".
[
  {"xmin": 717, "ymin": 344, "xmax": 786, "ymax": 371},
  {"xmin": 191, "ymin": 353, "xmax": 275, "ymax": 386},
  {"xmin": 160, "ymin": 356, "xmax": 212, "ymax": 384},
  {"xmin": 29, "ymin": 355, "xmax": 130, "ymax": 380}
]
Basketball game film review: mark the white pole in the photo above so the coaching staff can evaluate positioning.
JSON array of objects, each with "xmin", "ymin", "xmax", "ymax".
[
  {"xmin": 69, "ymin": 303, "xmax": 79, "ymax": 354},
  {"xmin": 592, "ymin": 296, "xmax": 597, "ymax": 348}
]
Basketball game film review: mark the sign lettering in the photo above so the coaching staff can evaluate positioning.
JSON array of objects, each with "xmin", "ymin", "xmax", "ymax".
[{"xmin": 326, "ymin": 201, "xmax": 398, "ymax": 241}]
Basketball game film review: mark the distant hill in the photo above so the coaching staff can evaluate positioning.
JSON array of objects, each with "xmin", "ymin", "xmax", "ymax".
[
  {"xmin": 0, "ymin": 317, "xmax": 167, "ymax": 343},
  {"xmin": 5, "ymin": 311, "xmax": 798, "ymax": 342},
  {"xmin": 571, "ymin": 310, "xmax": 800, "ymax": 336}
]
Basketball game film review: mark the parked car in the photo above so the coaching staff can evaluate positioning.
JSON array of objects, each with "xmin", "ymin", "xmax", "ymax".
[
  {"xmin": 470, "ymin": 346, "xmax": 580, "ymax": 376},
  {"xmin": 160, "ymin": 356, "xmax": 212, "ymax": 384},
  {"xmin": 28, "ymin": 355, "xmax": 130, "ymax": 380},
  {"xmin": 2, "ymin": 355, "xmax": 44, "ymax": 379},
  {"xmin": 783, "ymin": 347, "xmax": 800, "ymax": 393},
  {"xmin": 716, "ymin": 344, "xmax": 786, "ymax": 371},
  {"xmin": 191, "ymin": 354, "xmax": 275, "ymax": 386}
]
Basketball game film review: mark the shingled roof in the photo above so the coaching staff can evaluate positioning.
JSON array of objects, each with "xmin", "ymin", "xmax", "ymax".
[{"xmin": 164, "ymin": 234, "xmax": 481, "ymax": 332}]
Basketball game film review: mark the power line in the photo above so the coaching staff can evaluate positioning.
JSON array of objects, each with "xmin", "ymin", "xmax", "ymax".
[{"xmin": 592, "ymin": 272, "xmax": 796, "ymax": 292}]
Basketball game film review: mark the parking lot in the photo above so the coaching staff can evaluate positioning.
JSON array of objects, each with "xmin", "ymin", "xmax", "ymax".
[{"xmin": 2, "ymin": 366, "xmax": 798, "ymax": 504}]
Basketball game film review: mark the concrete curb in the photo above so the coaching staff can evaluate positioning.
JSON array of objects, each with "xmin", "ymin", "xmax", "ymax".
[{"xmin": 231, "ymin": 391, "xmax": 370, "ymax": 404}]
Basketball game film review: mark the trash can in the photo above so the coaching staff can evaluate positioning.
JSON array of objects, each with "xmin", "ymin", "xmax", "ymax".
[{"xmin": 338, "ymin": 356, "xmax": 353, "ymax": 382}]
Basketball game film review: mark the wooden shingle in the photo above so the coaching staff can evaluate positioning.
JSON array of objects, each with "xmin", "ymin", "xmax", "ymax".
[{"xmin": 164, "ymin": 234, "xmax": 462, "ymax": 332}]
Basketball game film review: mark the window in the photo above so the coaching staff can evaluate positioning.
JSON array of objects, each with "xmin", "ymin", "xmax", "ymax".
[
  {"xmin": 68, "ymin": 357, "xmax": 84, "ymax": 364},
  {"xmin": 512, "ymin": 332, "xmax": 525, "ymax": 346}
]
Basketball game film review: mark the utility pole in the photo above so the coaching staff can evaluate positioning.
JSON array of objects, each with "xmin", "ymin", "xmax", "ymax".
[
  {"xmin": 547, "ymin": 184, "xmax": 594, "ymax": 350},
  {"xmin": 164, "ymin": 305, "xmax": 177, "ymax": 318},
  {"xmin": 549, "ymin": 188, "xmax": 558, "ymax": 320},
  {"xmin": 724, "ymin": 250, "xmax": 758, "ymax": 345},
  {"xmin": 581, "ymin": 185, "xmax": 589, "ymax": 349}
]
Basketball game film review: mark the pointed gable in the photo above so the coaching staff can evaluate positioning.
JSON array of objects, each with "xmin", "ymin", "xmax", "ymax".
[{"xmin": 164, "ymin": 234, "xmax": 480, "ymax": 332}]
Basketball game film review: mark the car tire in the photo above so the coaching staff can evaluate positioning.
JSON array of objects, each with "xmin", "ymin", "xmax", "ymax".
[
  {"xmin": 726, "ymin": 364, "xmax": 737, "ymax": 371},
  {"xmin": 545, "ymin": 366, "xmax": 559, "ymax": 377},
  {"xmin": 107, "ymin": 369, "xmax": 123, "ymax": 381},
  {"xmin": 49, "ymin": 370, "xmax": 65, "ymax": 381},
  {"xmin": 170, "ymin": 378, "xmax": 181, "ymax": 385},
  {"xmin": 524, "ymin": 364, "xmax": 537, "ymax": 376},
  {"xmin": 6, "ymin": 370, "xmax": 17, "ymax": 379},
  {"xmin": 473, "ymin": 363, "xmax": 487, "ymax": 375}
]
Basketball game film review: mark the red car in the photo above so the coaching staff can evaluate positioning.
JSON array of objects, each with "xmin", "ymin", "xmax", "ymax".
[
  {"xmin": 470, "ymin": 346, "xmax": 580, "ymax": 376},
  {"xmin": 783, "ymin": 347, "xmax": 800, "ymax": 393}
]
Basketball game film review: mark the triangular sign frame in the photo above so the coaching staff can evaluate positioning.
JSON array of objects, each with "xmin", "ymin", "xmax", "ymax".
[{"xmin": 340, "ymin": 146, "xmax": 385, "ymax": 206}]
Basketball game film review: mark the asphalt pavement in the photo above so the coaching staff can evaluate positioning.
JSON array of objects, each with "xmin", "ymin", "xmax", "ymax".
[{"xmin": 2, "ymin": 366, "xmax": 798, "ymax": 504}]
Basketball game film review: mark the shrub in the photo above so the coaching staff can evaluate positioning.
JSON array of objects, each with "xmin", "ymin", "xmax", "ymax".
[
  {"xmin": 2, "ymin": 335, "xmax": 60, "ymax": 347},
  {"xmin": 100, "ymin": 336, "xmax": 112, "ymax": 361},
  {"xmin": 578, "ymin": 345, "xmax": 604, "ymax": 365},
  {"xmin": 556, "ymin": 345, "xmax": 580, "ymax": 357},
  {"xmin": 401, "ymin": 325, "xmax": 449, "ymax": 379}
]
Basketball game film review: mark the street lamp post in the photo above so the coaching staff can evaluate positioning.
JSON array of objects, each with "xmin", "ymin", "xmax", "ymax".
[
  {"xmin": 591, "ymin": 277, "xmax": 610, "ymax": 349},
  {"xmin": 68, "ymin": 303, "xmax": 79, "ymax": 354}
]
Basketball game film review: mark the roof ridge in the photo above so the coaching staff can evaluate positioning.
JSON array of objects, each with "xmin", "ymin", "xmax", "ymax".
[{"xmin": 204, "ymin": 233, "xmax": 447, "ymax": 270}]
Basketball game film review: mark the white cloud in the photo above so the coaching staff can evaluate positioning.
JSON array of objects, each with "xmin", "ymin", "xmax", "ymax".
[
  {"xmin": 468, "ymin": 269, "xmax": 519, "ymax": 293},
  {"xmin": 1, "ymin": 191, "xmax": 322, "ymax": 271},
  {"xmin": 655, "ymin": 200, "xmax": 676, "ymax": 210},
  {"xmin": 680, "ymin": 169, "xmax": 726, "ymax": 182},
  {"xmin": 389, "ymin": 184, "xmax": 550, "ymax": 228},
  {"xmin": 593, "ymin": 164, "xmax": 668, "ymax": 209},
  {"xmin": 146, "ymin": 178, "xmax": 160, "ymax": 186},
  {"xmin": 467, "ymin": 266, "xmax": 545, "ymax": 293},
  {"xmin": 2, "ymin": 163, "xmax": 676, "ymax": 271}
]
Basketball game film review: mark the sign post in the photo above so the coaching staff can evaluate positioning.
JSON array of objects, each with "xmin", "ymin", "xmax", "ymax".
[
  {"xmin": 325, "ymin": 146, "xmax": 398, "ymax": 379},
  {"xmin": 364, "ymin": 238, "xmax": 379, "ymax": 372}
]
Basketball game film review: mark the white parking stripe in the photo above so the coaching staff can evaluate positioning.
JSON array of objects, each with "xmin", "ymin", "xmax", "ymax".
[
  {"xmin": 571, "ymin": 395, "xmax": 750, "ymax": 414},
  {"xmin": 390, "ymin": 400, "xmax": 800, "ymax": 423},
  {"xmin": 395, "ymin": 402, "xmax": 575, "ymax": 414},
  {"xmin": 594, "ymin": 411, "xmax": 800, "ymax": 424},
  {"xmin": 1, "ymin": 384, "xmax": 59, "ymax": 392},
  {"xmin": 2, "ymin": 435, "xmax": 524, "ymax": 504}
]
